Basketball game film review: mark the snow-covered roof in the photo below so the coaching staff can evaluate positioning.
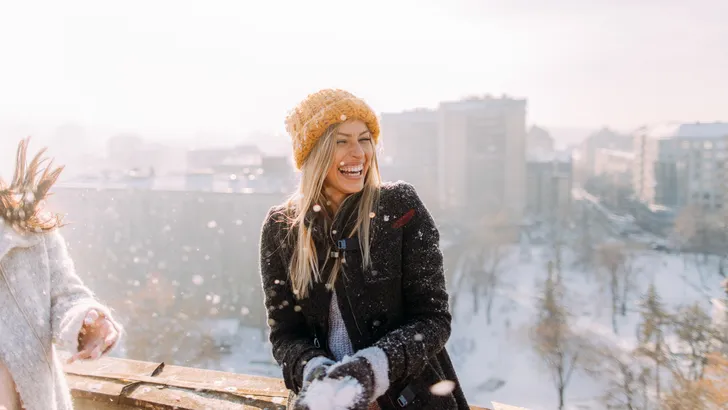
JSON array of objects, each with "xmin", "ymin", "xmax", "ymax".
[{"xmin": 636, "ymin": 122, "xmax": 728, "ymax": 140}]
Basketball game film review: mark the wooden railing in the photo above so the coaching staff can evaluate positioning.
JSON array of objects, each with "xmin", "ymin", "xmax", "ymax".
[{"xmin": 63, "ymin": 355, "xmax": 509, "ymax": 409}]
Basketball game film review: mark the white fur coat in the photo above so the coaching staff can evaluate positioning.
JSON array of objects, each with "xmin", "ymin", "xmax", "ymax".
[{"xmin": 0, "ymin": 219, "xmax": 122, "ymax": 410}]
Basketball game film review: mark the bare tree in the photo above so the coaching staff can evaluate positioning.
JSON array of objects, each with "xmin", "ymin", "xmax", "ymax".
[
  {"xmin": 635, "ymin": 283, "xmax": 671, "ymax": 402},
  {"xmin": 531, "ymin": 264, "xmax": 581, "ymax": 410},
  {"xmin": 471, "ymin": 242, "xmax": 506, "ymax": 325},
  {"xmin": 598, "ymin": 351, "xmax": 651, "ymax": 410},
  {"xmin": 670, "ymin": 303, "xmax": 719, "ymax": 381},
  {"xmin": 662, "ymin": 352, "xmax": 728, "ymax": 410},
  {"xmin": 674, "ymin": 206, "xmax": 728, "ymax": 275},
  {"xmin": 597, "ymin": 242, "xmax": 640, "ymax": 333},
  {"xmin": 456, "ymin": 216, "xmax": 508, "ymax": 325}
]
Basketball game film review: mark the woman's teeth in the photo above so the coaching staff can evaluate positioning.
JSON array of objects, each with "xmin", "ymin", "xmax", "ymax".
[{"xmin": 339, "ymin": 164, "xmax": 363, "ymax": 176}]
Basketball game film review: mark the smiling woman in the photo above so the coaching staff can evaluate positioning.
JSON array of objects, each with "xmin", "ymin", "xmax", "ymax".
[
  {"xmin": 325, "ymin": 121, "xmax": 375, "ymax": 209},
  {"xmin": 258, "ymin": 89, "xmax": 469, "ymax": 410}
]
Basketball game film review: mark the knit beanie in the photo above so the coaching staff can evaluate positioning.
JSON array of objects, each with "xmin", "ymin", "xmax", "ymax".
[{"xmin": 285, "ymin": 89, "xmax": 380, "ymax": 169}]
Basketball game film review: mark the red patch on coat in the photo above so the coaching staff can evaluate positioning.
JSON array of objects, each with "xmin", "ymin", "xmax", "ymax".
[{"xmin": 392, "ymin": 209, "xmax": 416, "ymax": 229}]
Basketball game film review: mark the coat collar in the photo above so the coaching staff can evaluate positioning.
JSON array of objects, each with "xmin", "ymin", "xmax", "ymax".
[{"xmin": 0, "ymin": 218, "xmax": 42, "ymax": 262}]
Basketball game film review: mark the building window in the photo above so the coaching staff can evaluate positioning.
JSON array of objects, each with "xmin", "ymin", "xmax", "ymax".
[
  {"xmin": 682, "ymin": 141, "xmax": 691, "ymax": 149},
  {"xmin": 704, "ymin": 141, "xmax": 713, "ymax": 149}
]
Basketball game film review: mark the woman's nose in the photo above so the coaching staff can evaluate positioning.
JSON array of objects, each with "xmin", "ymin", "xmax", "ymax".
[{"xmin": 350, "ymin": 142, "xmax": 365, "ymax": 158}]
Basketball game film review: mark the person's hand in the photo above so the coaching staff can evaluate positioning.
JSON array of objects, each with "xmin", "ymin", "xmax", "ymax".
[
  {"xmin": 303, "ymin": 356, "xmax": 335, "ymax": 385},
  {"xmin": 292, "ymin": 368, "xmax": 371, "ymax": 410},
  {"xmin": 292, "ymin": 347, "xmax": 390, "ymax": 410},
  {"xmin": 68, "ymin": 309, "xmax": 119, "ymax": 363}
]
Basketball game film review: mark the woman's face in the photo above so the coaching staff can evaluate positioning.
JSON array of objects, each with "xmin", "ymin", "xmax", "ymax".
[{"xmin": 323, "ymin": 119, "xmax": 374, "ymax": 206}]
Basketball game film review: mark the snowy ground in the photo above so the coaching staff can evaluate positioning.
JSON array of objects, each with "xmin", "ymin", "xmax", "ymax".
[
  {"xmin": 449, "ymin": 245, "xmax": 725, "ymax": 410},
  {"xmin": 181, "ymin": 244, "xmax": 726, "ymax": 410}
]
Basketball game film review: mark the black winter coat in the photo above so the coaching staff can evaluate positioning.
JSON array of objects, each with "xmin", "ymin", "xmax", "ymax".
[{"xmin": 259, "ymin": 181, "xmax": 469, "ymax": 409}]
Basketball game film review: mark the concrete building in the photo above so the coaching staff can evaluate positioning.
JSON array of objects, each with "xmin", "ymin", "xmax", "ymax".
[
  {"xmin": 379, "ymin": 109, "xmax": 439, "ymax": 210},
  {"xmin": 573, "ymin": 128, "xmax": 632, "ymax": 185},
  {"xmin": 437, "ymin": 95, "xmax": 527, "ymax": 225},
  {"xmin": 527, "ymin": 125, "xmax": 555, "ymax": 155},
  {"xmin": 633, "ymin": 122, "xmax": 728, "ymax": 211},
  {"xmin": 526, "ymin": 151, "xmax": 573, "ymax": 220}
]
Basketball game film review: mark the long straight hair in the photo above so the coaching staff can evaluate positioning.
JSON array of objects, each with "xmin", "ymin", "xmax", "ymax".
[
  {"xmin": 285, "ymin": 123, "xmax": 381, "ymax": 298},
  {"xmin": 0, "ymin": 137, "xmax": 64, "ymax": 233}
]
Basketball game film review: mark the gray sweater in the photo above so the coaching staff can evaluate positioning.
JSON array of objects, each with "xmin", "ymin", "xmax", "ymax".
[{"xmin": 328, "ymin": 290, "xmax": 354, "ymax": 361}]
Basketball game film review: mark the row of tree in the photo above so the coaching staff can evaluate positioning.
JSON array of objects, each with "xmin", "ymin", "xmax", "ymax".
[{"xmin": 531, "ymin": 261, "xmax": 728, "ymax": 410}]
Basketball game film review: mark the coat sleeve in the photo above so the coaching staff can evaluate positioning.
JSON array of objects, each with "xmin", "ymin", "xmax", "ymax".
[
  {"xmin": 259, "ymin": 207, "xmax": 330, "ymax": 393},
  {"xmin": 374, "ymin": 182, "xmax": 452, "ymax": 385},
  {"xmin": 46, "ymin": 229, "xmax": 122, "ymax": 353}
]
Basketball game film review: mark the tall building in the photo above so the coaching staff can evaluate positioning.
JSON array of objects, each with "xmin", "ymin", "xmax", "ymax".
[
  {"xmin": 380, "ymin": 95, "xmax": 527, "ymax": 229},
  {"xmin": 379, "ymin": 109, "xmax": 439, "ymax": 209},
  {"xmin": 526, "ymin": 151, "xmax": 573, "ymax": 220},
  {"xmin": 438, "ymin": 95, "xmax": 527, "ymax": 224},
  {"xmin": 633, "ymin": 122, "xmax": 728, "ymax": 211}
]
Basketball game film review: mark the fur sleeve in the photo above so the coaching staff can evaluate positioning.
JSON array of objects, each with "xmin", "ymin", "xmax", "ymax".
[{"xmin": 45, "ymin": 230, "xmax": 122, "ymax": 352}]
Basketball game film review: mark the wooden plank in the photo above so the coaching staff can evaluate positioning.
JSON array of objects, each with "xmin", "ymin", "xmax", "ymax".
[{"xmin": 64, "ymin": 355, "xmax": 508, "ymax": 410}]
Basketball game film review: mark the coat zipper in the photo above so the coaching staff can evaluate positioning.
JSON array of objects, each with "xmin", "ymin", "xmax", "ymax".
[
  {"xmin": 0, "ymin": 263, "xmax": 54, "ymax": 372},
  {"xmin": 328, "ymin": 196, "xmax": 364, "ymax": 338}
]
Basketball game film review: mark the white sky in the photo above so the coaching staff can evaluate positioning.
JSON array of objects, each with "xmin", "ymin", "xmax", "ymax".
[{"xmin": 0, "ymin": 0, "xmax": 726, "ymax": 140}]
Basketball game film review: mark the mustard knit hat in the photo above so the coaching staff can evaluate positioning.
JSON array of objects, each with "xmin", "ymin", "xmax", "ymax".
[{"xmin": 285, "ymin": 88, "xmax": 380, "ymax": 169}]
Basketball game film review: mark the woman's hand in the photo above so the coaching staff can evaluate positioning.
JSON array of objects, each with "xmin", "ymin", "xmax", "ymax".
[
  {"xmin": 68, "ymin": 309, "xmax": 119, "ymax": 363},
  {"xmin": 292, "ymin": 347, "xmax": 390, "ymax": 410}
]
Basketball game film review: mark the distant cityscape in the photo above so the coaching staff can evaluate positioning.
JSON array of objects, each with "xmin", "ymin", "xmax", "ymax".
[{"xmin": 6, "ymin": 93, "xmax": 721, "ymax": 250}]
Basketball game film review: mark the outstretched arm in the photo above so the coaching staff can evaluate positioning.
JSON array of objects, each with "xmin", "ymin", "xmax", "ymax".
[{"xmin": 46, "ymin": 229, "xmax": 122, "ymax": 359}]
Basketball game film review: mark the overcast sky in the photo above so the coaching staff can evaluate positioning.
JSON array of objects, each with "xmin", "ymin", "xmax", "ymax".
[{"xmin": 0, "ymin": 0, "xmax": 725, "ymax": 142}]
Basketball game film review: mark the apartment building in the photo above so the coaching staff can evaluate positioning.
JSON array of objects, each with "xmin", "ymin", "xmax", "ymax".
[
  {"xmin": 633, "ymin": 122, "xmax": 728, "ymax": 211},
  {"xmin": 380, "ymin": 95, "xmax": 527, "ymax": 228}
]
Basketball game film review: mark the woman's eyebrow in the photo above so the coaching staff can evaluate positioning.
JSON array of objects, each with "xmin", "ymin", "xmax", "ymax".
[{"xmin": 336, "ymin": 130, "xmax": 370, "ymax": 137}]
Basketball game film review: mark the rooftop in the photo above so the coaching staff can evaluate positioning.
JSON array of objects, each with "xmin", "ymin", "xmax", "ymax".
[{"xmin": 636, "ymin": 121, "xmax": 728, "ymax": 140}]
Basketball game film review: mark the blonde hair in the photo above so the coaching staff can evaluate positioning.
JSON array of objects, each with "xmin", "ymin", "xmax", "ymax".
[
  {"xmin": 285, "ymin": 123, "xmax": 381, "ymax": 298},
  {"xmin": 0, "ymin": 137, "xmax": 64, "ymax": 232}
]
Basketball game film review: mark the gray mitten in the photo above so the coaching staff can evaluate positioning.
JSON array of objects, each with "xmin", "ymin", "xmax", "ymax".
[
  {"xmin": 292, "ymin": 347, "xmax": 390, "ymax": 410},
  {"xmin": 292, "ymin": 356, "xmax": 336, "ymax": 410}
]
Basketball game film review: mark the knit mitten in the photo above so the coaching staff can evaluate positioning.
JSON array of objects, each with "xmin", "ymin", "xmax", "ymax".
[
  {"xmin": 292, "ymin": 347, "xmax": 390, "ymax": 410},
  {"xmin": 303, "ymin": 356, "xmax": 335, "ymax": 384}
]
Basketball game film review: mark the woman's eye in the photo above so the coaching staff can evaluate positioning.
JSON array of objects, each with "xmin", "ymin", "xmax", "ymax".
[
  {"xmin": 359, "ymin": 137, "xmax": 372, "ymax": 142},
  {"xmin": 337, "ymin": 140, "xmax": 347, "ymax": 144}
]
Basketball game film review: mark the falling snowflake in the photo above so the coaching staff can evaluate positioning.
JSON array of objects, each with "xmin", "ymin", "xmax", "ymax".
[
  {"xmin": 192, "ymin": 275, "xmax": 204, "ymax": 285},
  {"xmin": 313, "ymin": 204, "xmax": 322, "ymax": 212},
  {"xmin": 429, "ymin": 380, "xmax": 456, "ymax": 396},
  {"xmin": 207, "ymin": 220, "xmax": 218, "ymax": 228}
]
